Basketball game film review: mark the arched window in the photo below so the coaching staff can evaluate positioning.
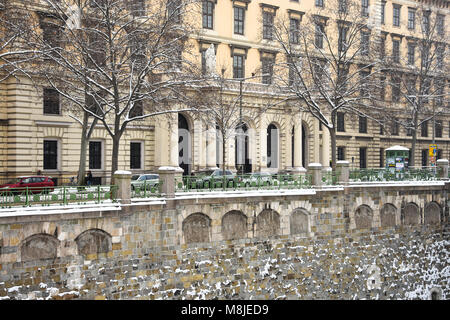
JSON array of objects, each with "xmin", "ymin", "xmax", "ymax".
[
  {"xmin": 267, "ymin": 124, "xmax": 278, "ymax": 168},
  {"xmin": 354, "ymin": 205, "xmax": 373, "ymax": 229},
  {"xmin": 20, "ymin": 233, "xmax": 59, "ymax": 262},
  {"xmin": 380, "ymin": 203, "xmax": 397, "ymax": 228},
  {"xmin": 75, "ymin": 229, "xmax": 112, "ymax": 256},
  {"xmin": 256, "ymin": 209, "xmax": 280, "ymax": 237},
  {"xmin": 178, "ymin": 113, "xmax": 191, "ymax": 175},
  {"xmin": 403, "ymin": 202, "xmax": 420, "ymax": 225},
  {"xmin": 290, "ymin": 208, "xmax": 310, "ymax": 234}
]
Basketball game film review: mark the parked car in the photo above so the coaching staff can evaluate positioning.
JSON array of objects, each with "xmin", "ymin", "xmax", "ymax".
[
  {"xmin": 131, "ymin": 174, "xmax": 159, "ymax": 190},
  {"xmin": 0, "ymin": 176, "xmax": 55, "ymax": 194},
  {"xmin": 241, "ymin": 172, "xmax": 274, "ymax": 187},
  {"xmin": 192, "ymin": 169, "xmax": 236, "ymax": 188}
]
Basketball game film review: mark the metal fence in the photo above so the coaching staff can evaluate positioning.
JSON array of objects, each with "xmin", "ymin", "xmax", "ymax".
[
  {"xmin": 349, "ymin": 167, "xmax": 440, "ymax": 182},
  {"xmin": 175, "ymin": 174, "xmax": 313, "ymax": 192},
  {"xmin": 0, "ymin": 185, "xmax": 117, "ymax": 208}
]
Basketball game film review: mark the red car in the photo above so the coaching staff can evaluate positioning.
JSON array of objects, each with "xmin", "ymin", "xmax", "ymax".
[{"xmin": 0, "ymin": 176, "xmax": 55, "ymax": 194}]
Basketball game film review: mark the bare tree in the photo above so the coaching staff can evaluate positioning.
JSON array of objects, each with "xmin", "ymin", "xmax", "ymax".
[
  {"xmin": 385, "ymin": 6, "xmax": 449, "ymax": 167},
  {"xmin": 0, "ymin": 3, "xmax": 39, "ymax": 83},
  {"xmin": 30, "ymin": 0, "xmax": 202, "ymax": 183},
  {"xmin": 272, "ymin": 0, "xmax": 385, "ymax": 170}
]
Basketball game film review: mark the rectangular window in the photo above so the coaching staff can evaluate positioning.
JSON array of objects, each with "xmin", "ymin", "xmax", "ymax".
[
  {"xmin": 130, "ymin": 100, "xmax": 143, "ymax": 118},
  {"xmin": 437, "ymin": 14, "xmax": 445, "ymax": 35},
  {"xmin": 43, "ymin": 88, "xmax": 60, "ymax": 115},
  {"xmin": 407, "ymin": 8, "xmax": 415, "ymax": 29},
  {"xmin": 379, "ymin": 148, "xmax": 384, "ymax": 167},
  {"xmin": 338, "ymin": 26, "xmax": 348, "ymax": 54},
  {"xmin": 202, "ymin": 1, "xmax": 214, "ymax": 29},
  {"xmin": 201, "ymin": 49, "xmax": 206, "ymax": 75},
  {"xmin": 361, "ymin": 31, "xmax": 370, "ymax": 56},
  {"xmin": 422, "ymin": 12, "xmax": 430, "ymax": 34},
  {"xmin": 337, "ymin": 146, "xmax": 345, "ymax": 161},
  {"xmin": 289, "ymin": 18, "xmax": 299, "ymax": 44},
  {"xmin": 406, "ymin": 118, "xmax": 413, "ymax": 136},
  {"xmin": 315, "ymin": 0, "xmax": 324, "ymax": 7},
  {"xmin": 407, "ymin": 43, "xmax": 415, "ymax": 65},
  {"xmin": 339, "ymin": 0, "xmax": 347, "ymax": 13},
  {"xmin": 421, "ymin": 149, "xmax": 428, "ymax": 167},
  {"xmin": 436, "ymin": 45, "xmax": 444, "ymax": 70},
  {"xmin": 315, "ymin": 24, "xmax": 324, "ymax": 49},
  {"xmin": 361, "ymin": 0, "xmax": 369, "ymax": 17},
  {"xmin": 263, "ymin": 11, "xmax": 274, "ymax": 40},
  {"xmin": 129, "ymin": 0, "xmax": 145, "ymax": 17},
  {"xmin": 337, "ymin": 112, "xmax": 345, "ymax": 132},
  {"xmin": 359, "ymin": 116, "xmax": 367, "ymax": 133},
  {"xmin": 360, "ymin": 70, "xmax": 370, "ymax": 96},
  {"xmin": 233, "ymin": 54, "xmax": 244, "ymax": 79},
  {"xmin": 359, "ymin": 147, "xmax": 367, "ymax": 169},
  {"xmin": 392, "ymin": 40, "xmax": 400, "ymax": 63},
  {"xmin": 393, "ymin": 5, "xmax": 401, "ymax": 27},
  {"xmin": 43, "ymin": 140, "xmax": 58, "ymax": 170},
  {"xmin": 261, "ymin": 58, "xmax": 274, "ymax": 85},
  {"xmin": 167, "ymin": 0, "xmax": 181, "ymax": 23},
  {"xmin": 435, "ymin": 120, "xmax": 443, "ymax": 138},
  {"xmin": 130, "ymin": 142, "xmax": 142, "ymax": 169},
  {"xmin": 381, "ymin": 1, "xmax": 385, "ymax": 24},
  {"xmin": 391, "ymin": 120, "xmax": 399, "ymax": 135},
  {"xmin": 379, "ymin": 74, "xmax": 386, "ymax": 100},
  {"xmin": 391, "ymin": 75, "xmax": 401, "ymax": 102},
  {"xmin": 234, "ymin": 6, "xmax": 245, "ymax": 35},
  {"xmin": 89, "ymin": 141, "xmax": 102, "ymax": 170},
  {"xmin": 421, "ymin": 120, "xmax": 428, "ymax": 137},
  {"xmin": 42, "ymin": 23, "xmax": 61, "ymax": 58}
]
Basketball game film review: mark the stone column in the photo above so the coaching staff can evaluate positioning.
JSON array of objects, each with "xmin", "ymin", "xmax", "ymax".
[
  {"xmin": 194, "ymin": 120, "xmax": 205, "ymax": 171},
  {"xmin": 322, "ymin": 128, "xmax": 331, "ymax": 169},
  {"xmin": 260, "ymin": 122, "xmax": 268, "ymax": 171},
  {"xmin": 336, "ymin": 160, "xmax": 350, "ymax": 185},
  {"xmin": 436, "ymin": 159, "xmax": 449, "ymax": 180},
  {"xmin": 313, "ymin": 120, "xmax": 320, "ymax": 163},
  {"xmin": 206, "ymin": 125, "xmax": 217, "ymax": 169},
  {"xmin": 114, "ymin": 170, "xmax": 131, "ymax": 204},
  {"xmin": 158, "ymin": 166, "xmax": 184, "ymax": 198},
  {"xmin": 292, "ymin": 120, "xmax": 305, "ymax": 173},
  {"xmin": 307, "ymin": 163, "xmax": 323, "ymax": 188},
  {"xmin": 169, "ymin": 114, "xmax": 179, "ymax": 167},
  {"xmin": 154, "ymin": 116, "xmax": 170, "ymax": 167}
]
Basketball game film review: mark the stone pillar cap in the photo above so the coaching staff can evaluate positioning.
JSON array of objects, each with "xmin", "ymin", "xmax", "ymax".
[
  {"xmin": 308, "ymin": 163, "xmax": 323, "ymax": 168},
  {"xmin": 114, "ymin": 170, "xmax": 132, "ymax": 175},
  {"xmin": 436, "ymin": 159, "xmax": 448, "ymax": 164},
  {"xmin": 158, "ymin": 166, "xmax": 184, "ymax": 172},
  {"xmin": 336, "ymin": 160, "xmax": 350, "ymax": 165}
]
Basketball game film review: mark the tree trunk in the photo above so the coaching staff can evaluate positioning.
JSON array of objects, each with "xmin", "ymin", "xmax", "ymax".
[
  {"xmin": 110, "ymin": 135, "xmax": 121, "ymax": 185},
  {"xmin": 77, "ymin": 111, "xmax": 97, "ymax": 186},
  {"xmin": 410, "ymin": 115, "xmax": 418, "ymax": 167},
  {"xmin": 330, "ymin": 127, "xmax": 337, "ymax": 171},
  {"xmin": 222, "ymin": 135, "xmax": 227, "ymax": 189}
]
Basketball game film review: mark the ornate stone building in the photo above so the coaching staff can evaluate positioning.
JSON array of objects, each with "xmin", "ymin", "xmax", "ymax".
[{"xmin": 0, "ymin": 0, "xmax": 448, "ymax": 183}]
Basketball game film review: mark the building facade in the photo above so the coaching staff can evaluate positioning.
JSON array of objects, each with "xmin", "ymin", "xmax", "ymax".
[{"xmin": 0, "ymin": 0, "xmax": 448, "ymax": 183}]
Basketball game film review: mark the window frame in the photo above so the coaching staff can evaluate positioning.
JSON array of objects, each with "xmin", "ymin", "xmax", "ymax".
[
  {"xmin": 234, "ymin": 6, "xmax": 245, "ymax": 35},
  {"xmin": 43, "ymin": 88, "xmax": 60, "ymax": 115},
  {"xmin": 407, "ymin": 8, "xmax": 415, "ymax": 30},
  {"xmin": 43, "ymin": 139, "xmax": 59, "ymax": 171},
  {"xmin": 262, "ymin": 11, "xmax": 274, "ymax": 40},
  {"xmin": 337, "ymin": 112, "xmax": 345, "ymax": 132},
  {"xmin": 233, "ymin": 54, "xmax": 245, "ymax": 79},
  {"xmin": 202, "ymin": 1, "xmax": 214, "ymax": 30},
  {"xmin": 393, "ymin": 5, "xmax": 401, "ymax": 27},
  {"xmin": 89, "ymin": 140, "xmax": 103, "ymax": 170},
  {"xmin": 130, "ymin": 141, "xmax": 143, "ymax": 170}
]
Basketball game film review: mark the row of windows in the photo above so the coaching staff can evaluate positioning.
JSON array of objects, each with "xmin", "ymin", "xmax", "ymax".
[
  {"xmin": 337, "ymin": 146, "xmax": 445, "ymax": 168},
  {"xmin": 43, "ymin": 140, "xmax": 144, "ymax": 170},
  {"xmin": 336, "ymin": 112, "xmax": 449, "ymax": 138}
]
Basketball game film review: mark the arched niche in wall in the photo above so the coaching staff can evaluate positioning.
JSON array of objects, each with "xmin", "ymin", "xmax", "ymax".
[
  {"xmin": 403, "ymin": 202, "xmax": 420, "ymax": 225},
  {"xmin": 354, "ymin": 205, "xmax": 373, "ymax": 229},
  {"xmin": 221, "ymin": 210, "xmax": 248, "ymax": 240},
  {"xmin": 182, "ymin": 213, "xmax": 211, "ymax": 244},
  {"xmin": 424, "ymin": 202, "xmax": 441, "ymax": 225},
  {"xmin": 75, "ymin": 228, "xmax": 112, "ymax": 256},
  {"xmin": 380, "ymin": 203, "xmax": 397, "ymax": 228},
  {"xmin": 290, "ymin": 208, "xmax": 310, "ymax": 235},
  {"xmin": 256, "ymin": 209, "xmax": 280, "ymax": 238},
  {"xmin": 20, "ymin": 233, "xmax": 59, "ymax": 262}
]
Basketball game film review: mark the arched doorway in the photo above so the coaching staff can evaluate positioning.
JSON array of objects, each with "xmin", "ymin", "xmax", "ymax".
[
  {"xmin": 235, "ymin": 122, "xmax": 251, "ymax": 174},
  {"xmin": 267, "ymin": 123, "xmax": 279, "ymax": 169},
  {"xmin": 178, "ymin": 113, "xmax": 191, "ymax": 175}
]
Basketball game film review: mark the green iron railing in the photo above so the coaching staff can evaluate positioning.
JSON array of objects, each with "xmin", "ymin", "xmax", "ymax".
[
  {"xmin": 0, "ymin": 185, "xmax": 117, "ymax": 209},
  {"xmin": 175, "ymin": 174, "xmax": 313, "ymax": 192},
  {"xmin": 131, "ymin": 180, "xmax": 163, "ymax": 198},
  {"xmin": 349, "ymin": 167, "xmax": 439, "ymax": 182}
]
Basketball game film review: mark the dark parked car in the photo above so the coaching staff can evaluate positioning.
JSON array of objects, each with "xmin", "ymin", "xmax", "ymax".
[
  {"xmin": 192, "ymin": 169, "xmax": 236, "ymax": 188},
  {"xmin": 0, "ymin": 176, "xmax": 55, "ymax": 194}
]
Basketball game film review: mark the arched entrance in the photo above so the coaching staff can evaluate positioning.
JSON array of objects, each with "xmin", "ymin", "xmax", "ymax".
[
  {"xmin": 267, "ymin": 123, "xmax": 279, "ymax": 169},
  {"xmin": 178, "ymin": 113, "xmax": 191, "ymax": 175},
  {"xmin": 235, "ymin": 122, "xmax": 251, "ymax": 174}
]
